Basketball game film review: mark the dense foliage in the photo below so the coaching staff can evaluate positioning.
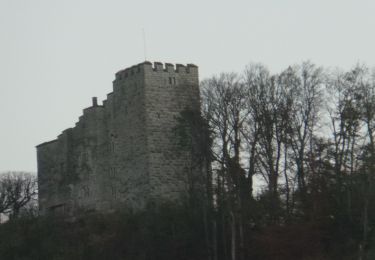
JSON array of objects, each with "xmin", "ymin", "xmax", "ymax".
[
  {"xmin": 0, "ymin": 204, "xmax": 208, "ymax": 260},
  {"xmin": 0, "ymin": 201, "xmax": 369, "ymax": 260}
]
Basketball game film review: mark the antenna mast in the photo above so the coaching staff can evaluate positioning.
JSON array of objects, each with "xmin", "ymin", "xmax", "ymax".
[{"xmin": 142, "ymin": 28, "xmax": 147, "ymax": 61}]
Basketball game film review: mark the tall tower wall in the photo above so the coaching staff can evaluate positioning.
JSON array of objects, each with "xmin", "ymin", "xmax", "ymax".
[{"xmin": 143, "ymin": 63, "xmax": 200, "ymax": 200}]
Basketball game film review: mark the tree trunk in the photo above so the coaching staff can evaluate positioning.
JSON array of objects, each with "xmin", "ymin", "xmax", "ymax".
[
  {"xmin": 283, "ymin": 142, "xmax": 290, "ymax": 221},
  {"xmin": 230, "ymin": 211, "xmax": 236, "ymax": 260},
  {"xmin": 213, "ymin": 220, "xmax": 218, "ymax": 260}
]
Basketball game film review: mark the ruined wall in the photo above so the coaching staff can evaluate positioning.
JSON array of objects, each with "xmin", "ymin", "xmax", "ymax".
[{"xmin": 37, "ymin": 62, "xmax": 200, "ymax": 216}]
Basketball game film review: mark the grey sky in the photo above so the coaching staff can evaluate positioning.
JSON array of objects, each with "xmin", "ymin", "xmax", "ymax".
[{"xmin": 1, "ymin": 0, "xmax": 375, "ymax": 172}]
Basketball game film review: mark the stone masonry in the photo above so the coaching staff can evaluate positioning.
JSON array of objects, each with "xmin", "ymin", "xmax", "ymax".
[{"xmin": 36, "ymin": 62, "xmax": 200, "ymax": 216}]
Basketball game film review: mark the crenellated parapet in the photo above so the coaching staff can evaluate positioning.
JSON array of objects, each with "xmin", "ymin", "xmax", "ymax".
[
  {"xmin": 151, "ymin": 62, "xmax": 198, "ymax": 73},
  {"xmin": 114, "ymin": 62, "xmax": 198, "ymax": 81}
]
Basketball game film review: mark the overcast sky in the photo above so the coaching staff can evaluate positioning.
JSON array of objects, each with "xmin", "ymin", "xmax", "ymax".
[{"xmin": 1, "ymin": 0, "xmax": 375, "ymax": 172}]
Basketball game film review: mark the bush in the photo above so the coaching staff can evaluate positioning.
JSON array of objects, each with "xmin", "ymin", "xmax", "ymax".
[{"xmin": 0, "ymin": 203, "xmax": 208, "ymax": 260}]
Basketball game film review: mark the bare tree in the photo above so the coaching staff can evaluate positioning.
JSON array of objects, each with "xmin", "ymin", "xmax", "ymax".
[
  {"xmin": 0, "ymin": 172, "xmax": 38, "ymax": 220},
  {"xmin": 202, "ymin": 72, "xmax": 249, "ymax": 260},
  {"xmin": 243, "ymin": 64, "xmax": 284, "ymax": 222},
  {"xmin": 281, "ymin": 62, "xmax": 324, "ymax": 212},
  {"xmin": 243, "ymin": 63, "xmax": 269, "ymax": 201},
  {"xmin": 0, "ymin": 180, "xmax": 11, "ymax": 216},
  {"xmin": 327, "ymin": 67, "xmax": 363, "ymax": 221},
  {"xmin": 351, "ymin": 65, "xmax": 375, "ymax": 259}
]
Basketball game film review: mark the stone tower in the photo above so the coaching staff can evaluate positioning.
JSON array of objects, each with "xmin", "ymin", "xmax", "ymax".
[{"xmin": 36, "ymin": 62, "xmax": 200, "ymax": 215}]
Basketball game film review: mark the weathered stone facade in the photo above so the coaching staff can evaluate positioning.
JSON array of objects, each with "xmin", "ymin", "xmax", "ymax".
[{"xmin": 36, "ymin": 62, "xmax": 200, "ymax": 215}]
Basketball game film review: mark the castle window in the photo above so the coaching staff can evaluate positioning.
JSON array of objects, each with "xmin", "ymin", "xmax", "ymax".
[
  {"xmin": 109, "ymin": 167, "xmax": 117, "ymax": 178},
  {"xmin": 168, "ymin": 77, "xmax": 176, "ymax": 85},
  {"xmin": 111, "ymin": 185, "xmax": 117, "ymax": 198},
  {"xmin": 59, "ymin": 162, "xmax": 65, "ymax": 172},
  {"xmin": 82, "ymin": 186, "xmax": 90, "ymax": 198},
  {"xmin": 110, "ymin": 133, "xmax": 117, "ymax": 152}
]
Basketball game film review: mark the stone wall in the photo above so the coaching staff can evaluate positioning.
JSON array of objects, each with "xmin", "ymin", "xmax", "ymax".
[{"xmin": 36, "ymin": 61, "xmax": 201, "ymax": 216}]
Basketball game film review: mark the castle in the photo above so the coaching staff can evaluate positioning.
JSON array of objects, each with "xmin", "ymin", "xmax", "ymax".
[{"xmin": 36, "ymin": 61, "xmax": 201, "ymax": 216}]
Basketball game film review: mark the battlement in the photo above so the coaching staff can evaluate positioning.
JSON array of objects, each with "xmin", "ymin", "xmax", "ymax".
[{"xmin": 115, "ymin": 62, "xmax": 198, "ymax": 80}]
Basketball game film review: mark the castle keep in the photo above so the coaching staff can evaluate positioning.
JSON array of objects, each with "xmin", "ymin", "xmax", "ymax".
[{"xmin": 36, "ymin": 62, "xmax": 200, "ymax": 215}]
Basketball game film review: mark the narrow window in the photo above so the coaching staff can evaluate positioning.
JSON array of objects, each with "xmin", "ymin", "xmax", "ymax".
[
  {"xmin": 110, "ymin": 142, "xmax": 115, "ymax": 152},
  {"xmin": 60, "ymin": 162, "xmax": 65, "ymax": 172},
  {"xmin": 82, "ymin": 186, "xmax": 90, "ymax": 197},
  {"xmin": 109, "ymin": 167, "xmax": 117, "ymax": 178},
  {"xmin": 111, "ymin": 186, "xmax": 117, "ymax": 198},
  {"xmin": 169, "ymin": 77, "xmax": 172, "ymax": 84},
  {"xmin": 110, "ymin": 133, "xmax": 117, "ymax": 152}
]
